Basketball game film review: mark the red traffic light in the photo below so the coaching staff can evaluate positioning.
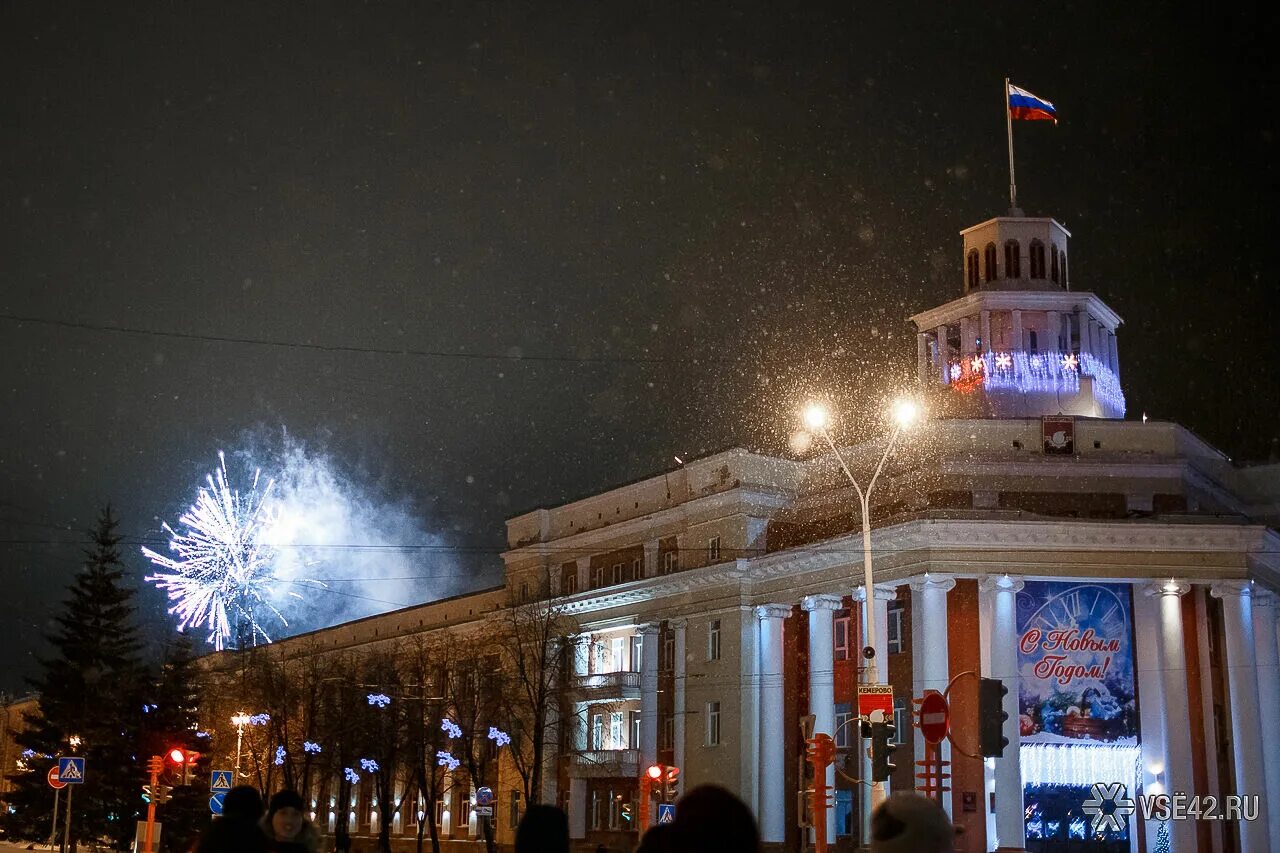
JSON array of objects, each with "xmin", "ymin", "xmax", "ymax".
[
  {"xmin": 665, "ymin": 766, "xmax": 680, "ymax": 783},
  {"xmin": 645, "ymin": 764, "xmax": 664, "ymax": 781},
  {"xmin": 168, "ymin": 748, "xmax": 185, "ymax": 763}
]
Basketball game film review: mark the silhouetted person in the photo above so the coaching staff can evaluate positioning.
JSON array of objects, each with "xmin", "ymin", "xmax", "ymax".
[
  {"xmin": 870, "ymin": 791, "xmax": 955, "ymax": 853},
  {"xmin": 634, "ymin": 823, "xmax": 681, "ymax": 853},
  {"xmin": 514, "ymin": 803, "xmax": 570, "ymax": 853},
  {"xmin": 195, "ymin": 785, "xmax": 268, "ymax": 853},
  {"xmin": 667, "ymin": 785, "xmax": 760, "ymax": 853}
]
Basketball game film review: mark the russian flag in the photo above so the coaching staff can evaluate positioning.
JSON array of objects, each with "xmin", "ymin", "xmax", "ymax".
[{"xmin": 1008, "ymin": 83, "xmax": 1057, "ymax": 122}]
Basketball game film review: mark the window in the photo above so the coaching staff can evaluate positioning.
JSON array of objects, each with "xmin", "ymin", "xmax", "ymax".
[
  {"xmin": 983, "ymin": 243, "xmax": 997, "ymax": 281},
  {"xmin": 611, "ymin": 562, "xmax": 623, "ymax": 584},
  {"xmin": 609, "ymin": 711, "xmax": 625, "ymax": 750},
  {"xmin": 1029, "ymin": 240, "xmax": 1046, "ymax": 278},
  {"xmin": 833, "ymin": 614, "xmax": 850, "ymax": 662},
  {"xmin": 609, "ymin": 636, "xmax": 625, "ymax": 673},
  {"xmin": 630, "ymin": 635, "xmax": 643, "ymax": 672},
  {"xmin": 561, "ymin": 565, "xmax": 578, "ymax": 595},
  {"xmin": 708, "ymin": 536, "xmax": 721, "ymax": 563},
  {"xmin": 434, "ymin": 799, "xmax": 445, "ymax": 828},
  {"xmin": 893, "ymin": 699, "xmax": 908, "ymax": 742},
  {"xmin": 630, "ymin": 558, "xmax": 642, "ymax": 581},
  {"xmin": 519, "ymin": 581, "xmax": 529, "ymax": 602},
  {"xmin": 591, "ymin": 713, "xmax": 604, "ymax": 750},
  {"xmin": 662, "ymin": 713, "xmax": 675, "ymax": 750},
  {"xmin": 1060, "ymin": 252, "xmax": 1068, "ymax": 286},
  {"xmin": 1050, "ymin": 244, "xmax": 1060, "ymax": 282},
  {"xmin": 966, "ymin": 249, "xmax": 979, "ymax": 290},
  {"xmin": 886, "ymin": 601, "xmax": 904, "ymax": 654},
  {"xmin": 630, "ymin": 711, "xmax": 642, "ymax": 749},
  {"xmin": 508, "ymin": 790, "xmax": 521, "ymax": 830},
  {"xmin": 834, "ymin": 705, "xmax": 853, "ymax": 748},
  {"xmin": 661, "ymin": 632, "xmax": 675, "ymax": 671},
  {"xmin": 706, "ymin": 701, "xmax": 721, "ymax": 746},
  {"xmin": 591, "ymin": 565, "xmax": 604, "ymax": 588},
  {"xmin": 707, "ymin": 619, "xmax": 721, "ymax": 661},
  {"xmin": 1004, "ymin": 239, "xmax": 1020, "ymax": 278},
  {"xmin": 662, "ymin": 550, "xmax": 678, "ymax": 575}
]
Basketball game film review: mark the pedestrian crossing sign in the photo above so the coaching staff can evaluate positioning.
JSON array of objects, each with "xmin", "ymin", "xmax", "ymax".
[
  {"xmin": 210, "ymin": 770, "xmax": 233, "ymax": 792},
  {"xmin": 58, "ymin": 757, "xmax": 86, "ymax": 784},
  {"xmin": 657, "ymin": 804, "xmax": 675, "ymax": 824}
]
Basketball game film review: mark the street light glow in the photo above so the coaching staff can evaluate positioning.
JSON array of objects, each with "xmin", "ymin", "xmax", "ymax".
[
  {"xmin": 892, "ymin": 399, "xmax": 921, "ymax": 428},
  {"xmin": 802, "ymin": 402, "xmax": 830, "ymax": 431}
]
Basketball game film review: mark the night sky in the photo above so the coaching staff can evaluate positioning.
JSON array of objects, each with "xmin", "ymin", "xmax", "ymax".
[{"xmin": 3, "ymin": 1, "xmax": 1277, "ymax": 692}]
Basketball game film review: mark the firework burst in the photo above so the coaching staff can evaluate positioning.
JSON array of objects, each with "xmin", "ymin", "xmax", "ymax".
[{"xmin": 143, "ymin": 452, "xmax": 287, "ymax": 650}]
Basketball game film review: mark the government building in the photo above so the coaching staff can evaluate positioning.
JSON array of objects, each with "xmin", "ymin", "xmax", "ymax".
[{"xmin": 191, "ymin": 206, "xmax": 1280, "ymax": 853}]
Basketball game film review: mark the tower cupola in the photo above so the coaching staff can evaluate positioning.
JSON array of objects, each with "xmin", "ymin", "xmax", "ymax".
[{"xmin": 911, "ymin": 214, "xmax": 1125, "ymax": 419}]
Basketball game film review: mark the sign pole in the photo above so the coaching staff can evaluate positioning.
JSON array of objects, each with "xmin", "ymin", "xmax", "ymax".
[
  {"xmin": 144, "ymin": 759, "xmax": 160, "ymax": 853},
  {"xmin": 49, "ymin": 786, "xmax": 60, "ymax": 851},
  {"xmin": 61, "ymin": 784, "xmax": 72, "ymax": 853}
]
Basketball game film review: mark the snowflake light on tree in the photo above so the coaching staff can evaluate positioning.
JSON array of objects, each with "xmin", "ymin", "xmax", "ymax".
[
  {"xmin": 441, "ymin": 718, "xmax": 462, "ymax": 738},
  {"xmin": 359, "ymin": 758, "xmax": 380, "ymax": 772},
  {"xmin": 344, "ymin": 767, "xmax": 360, "ymax": 784},
  {"xmin": 249, "ymin": 713, "xmax": 271, "ymax": 726},
  {"xmin": 274, "ymin": 746, "xmax": 286, "ymax": 766},
  {"xmin": 367, "ymin": 693, "xmax": 392, "ymax": 707},
  {"xmin": 303, "ymin": 741, "xmax": 322, "ymax": 754},
  {"xmin": 487, "ymin": 727, "xmax": 510, "ymax": 747},
  {"xmin": 142, "ymin": 452, "xmax": 288, "ymax": 650},
  {"xmin": 436, "ymin": 751, "xmax": 460, "ymax": 771}
]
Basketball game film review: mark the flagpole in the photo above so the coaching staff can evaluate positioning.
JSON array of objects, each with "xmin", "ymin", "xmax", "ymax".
[{"xmin": 1005, "ymin": 77, "xmax": 1017, "ymax": 212}]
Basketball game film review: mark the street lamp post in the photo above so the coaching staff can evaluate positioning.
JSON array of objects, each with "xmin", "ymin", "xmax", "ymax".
[
  {"xmin": 801, "ymin": 400, "xmax": 920, "ymax": 826},
  {"xmin": 230, "ymin": 713, "xmax": 252, "ymax": 780}
]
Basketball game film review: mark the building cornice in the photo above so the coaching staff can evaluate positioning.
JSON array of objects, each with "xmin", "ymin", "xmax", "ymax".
[{"xmin": 909, "ymin": 290, "xmax": 1123, "ymax": 331}]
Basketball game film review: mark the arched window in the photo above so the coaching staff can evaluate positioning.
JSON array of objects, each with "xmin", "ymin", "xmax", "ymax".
[
  {"xmin": 967, "ymin": 250, "xmax": 979, "ymax": 290},
  {"xmin": 1061, "ymin": 252, "xmax": 1068, "ymax": 287},
  {"xmin": 1029, "ymin": 240, "xmax": 1046, "ymax": 278},
  {"xmin": 984, "ymin": 243, "xmax": 997, "ymax": 282},
  {"xmin": 1004, "ymin": 240, "xmax": 1021, "ymax": 279},
  {"xmin": 1050, "ymin": 245, "xmax": 1060, "ymax": 283}
]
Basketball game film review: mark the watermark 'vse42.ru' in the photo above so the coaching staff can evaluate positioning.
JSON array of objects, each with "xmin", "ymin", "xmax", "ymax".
[{"xmin": 1083, "ymin": 783, "xmax": 1260, "ymax": 832}]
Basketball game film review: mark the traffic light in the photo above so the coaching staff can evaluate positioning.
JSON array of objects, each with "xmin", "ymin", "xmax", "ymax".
[
  {"xmin": 869, "ymin": 720, "xmax": 898, "ymax": 782},
  {"xmin": 978, "ymin": 677, "xmax": 1009, "ymax": 757},
  {"xmin": 142, "ymin": 784, "xmax": 172, "ymax": 804},
  {"xmin": 662, "ymin": 766, "xmax": 681, "ymax": 802},
  {"xmin": 166, "ymin": 748, "xmax": 199, "ymax": 785},
  {"xmin": 146, "ymin": 755, "xmax": 165, "ymax": 776},
  {"xmin": 621, "ymin": 802, "xmax": 633, "ymax": 823}
]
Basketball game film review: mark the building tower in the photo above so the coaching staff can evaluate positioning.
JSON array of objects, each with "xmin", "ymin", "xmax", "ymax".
[{"xmin": 910, "ymin": 214, "xmax": 1125, "ymax": 419}]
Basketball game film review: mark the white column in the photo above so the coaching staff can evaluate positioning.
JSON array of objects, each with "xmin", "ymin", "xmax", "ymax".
[
  {"xmin": 1045, "ymin": 310, "xmax": 1058, "ymax": 351},
  {"xmin": 739, "ymin": 607, "xmax": 761, "ymax": 818},
  {"xmin": 639, "ymin": 623, "xmax": 660, "ymax": 799},
  {"xmin": 1211, "ymin": 582, "xmax": 1270, "ymax": 853},
  {"xmin": 1252, "ymin": 589, "xmax": 1280, "ymax": 852},
  {"xmin": 803, "ymin": 594, "xmax": 842, "ymax": 844},
  {"xmin": 936, "ymin": 325, "xmax": 950, "ymax": 382},
  {"xmin": 1143, "ymin": 581, "xmax": 1196, "ymax": 853},
  {"xmin": 1108, "ymin": 332, "xmax": 1120, "ymax": 378},
  {"xmin": 671, "ymin": 619, "xmax": 688, "ymax": 775},
  {"xmin": 980, "ymin": 576, "xmax": 1025, "ymax": 852},
  {"xmin": 910, "ymin": 575, "xmax": 955, "ymax": 816},
  {"xmin": 756, "ymin": 603, "xmax": 790, "ymax": 844},
  {"xmin": 568, "ymin": 777, "xmax": 586, "ymax": 839},
  {"xmin": 980, "ymin": 310, "xmax": 992, "ymax": 353},
  {"xmin": 960, "ymin": 316, "xmax": 975, "ymax": 356},
  {"xmin": 441, "ymin": 783, "xmax": 454, "ymax": 835},
  {"xmin": 854, "ymin": 584, "xmax": 896, "ymax": 834},
  {"xmin": 1011, "ymin": 309, "xmax": 1024, "ymax": 352},
  {"xmin": 917, "ymin": 333, "xmax": 929, "ymax": 384},
  {"xmin": 642, "ymin": 540, "xmax": 658, "ymax": 577}
]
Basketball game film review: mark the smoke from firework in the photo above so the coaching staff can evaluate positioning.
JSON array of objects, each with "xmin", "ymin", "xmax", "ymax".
[{"xmin": 145, "ymin": 435, "xmax": 459, "ymax": 649}]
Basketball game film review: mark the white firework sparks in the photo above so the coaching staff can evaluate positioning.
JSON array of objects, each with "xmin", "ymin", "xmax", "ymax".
[{"xmin": 143, "ymin": 452, "xmax": 287, "ymax": 650}]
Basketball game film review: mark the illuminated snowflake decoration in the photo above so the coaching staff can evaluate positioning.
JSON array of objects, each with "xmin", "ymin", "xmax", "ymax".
[
  {"xmin": 249, "ymin": 713, "xmax": 271, "ymax": 726},
  {"xmin": 1030, "ymin": 354, "xmax": 1044, "ymax": 370},
  {"xmin": 949, "ymin": 363, "xmax": 962, "ymax": 381},
  {"xmin": 970, "ymin": 355, "xmax": 985, "ymax": 373},
  {"xmin": 343, "ymin": 767, "xmax": 360, "ymax": 784},
  {"xmin": 20, "ymin": 749, "xmax": 37, "ymax": 759},
  {"xmin": 303, "ymin": 741, "xmax": 322, "ymax": 754},
  {"xmin": 487, "ymin": 727, "xmax": 511, "ymax": 747},
  {"xmin": 359, "ymin": 758, "xmax": 380, "ymax": 773},
  {"xmin": 994, "ymin": 352, "xmax": 1013, "ymax": 370},
  {"xmin": 196, "ymin": 731, "xmax": 212, "ymax": 739},
  {"xmin": 441, "ymin": 719, "xmax": 462, "ymax": 739},
  {"xmin": 1062, "ymin": 352, "xmax": 1080, "ymax": 372},
  {"xmin": 367, "ymin": 693, "xmax": 392, "ymax": 708},
  {"xmin": 436, "ymin": 751, "xmax": 460, "ymax": 771},
  {"xmin": 274, "ymin": 746, "xmax": 286, "ymax": 766}
]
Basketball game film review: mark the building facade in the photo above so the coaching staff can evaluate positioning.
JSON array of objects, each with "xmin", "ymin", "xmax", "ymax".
[{"xmin": 192, "ymin": 208, "xmax": 1279, "ymax": 853}]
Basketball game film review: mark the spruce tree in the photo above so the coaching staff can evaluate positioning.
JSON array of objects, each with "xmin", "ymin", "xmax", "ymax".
[{"xmin": 1, "ymin": 506, "xmax": 145, "ymax": 850}]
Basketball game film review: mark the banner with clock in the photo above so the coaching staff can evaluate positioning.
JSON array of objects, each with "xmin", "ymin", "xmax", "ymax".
[{"xmin": 1015, "ymin": 581, "xmax": 1138, "ymax": 744}]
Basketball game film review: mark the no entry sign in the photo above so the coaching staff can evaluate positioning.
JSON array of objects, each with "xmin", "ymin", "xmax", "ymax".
[
  {"xmin": 47, "ymin": 766, "xmax": 67, "ymax": 790},
  {"xmin": 857, "ymin": 684, "xmax": 893, "ymax": 721},
  {"xmin": 919, "ymin": 692, "xmax": 950, "ymax": 744}
]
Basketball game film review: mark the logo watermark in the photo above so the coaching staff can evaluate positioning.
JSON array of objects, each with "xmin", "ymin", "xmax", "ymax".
[{"xmin": 1083, "ymin": 783, "xmax": 1260, "ymax": 832}]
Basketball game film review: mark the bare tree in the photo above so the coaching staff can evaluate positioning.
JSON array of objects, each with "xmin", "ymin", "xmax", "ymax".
[
  {"xmin": 496, "ymin": 571, "xmax": 577, "ymax": 806},
  {"xmin": 401, "ymin": 636, "xmax": 454, "ymax": 853},
  {"xmin": 440, "ymin": 632, "xmax": 503, "ymax": 853},
  {"xmin": 358, "ymin": 648, "xmax": 411, "ymax": 853}
]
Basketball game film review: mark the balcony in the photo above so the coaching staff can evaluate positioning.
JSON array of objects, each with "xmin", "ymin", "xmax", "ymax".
[
  {"xmin": 570, "ymin": 749, "xmax": 639, "ymax": 779},
  {"xmin": 569, "ymin": 670, "xmax": 641, "ymax": 703}
]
